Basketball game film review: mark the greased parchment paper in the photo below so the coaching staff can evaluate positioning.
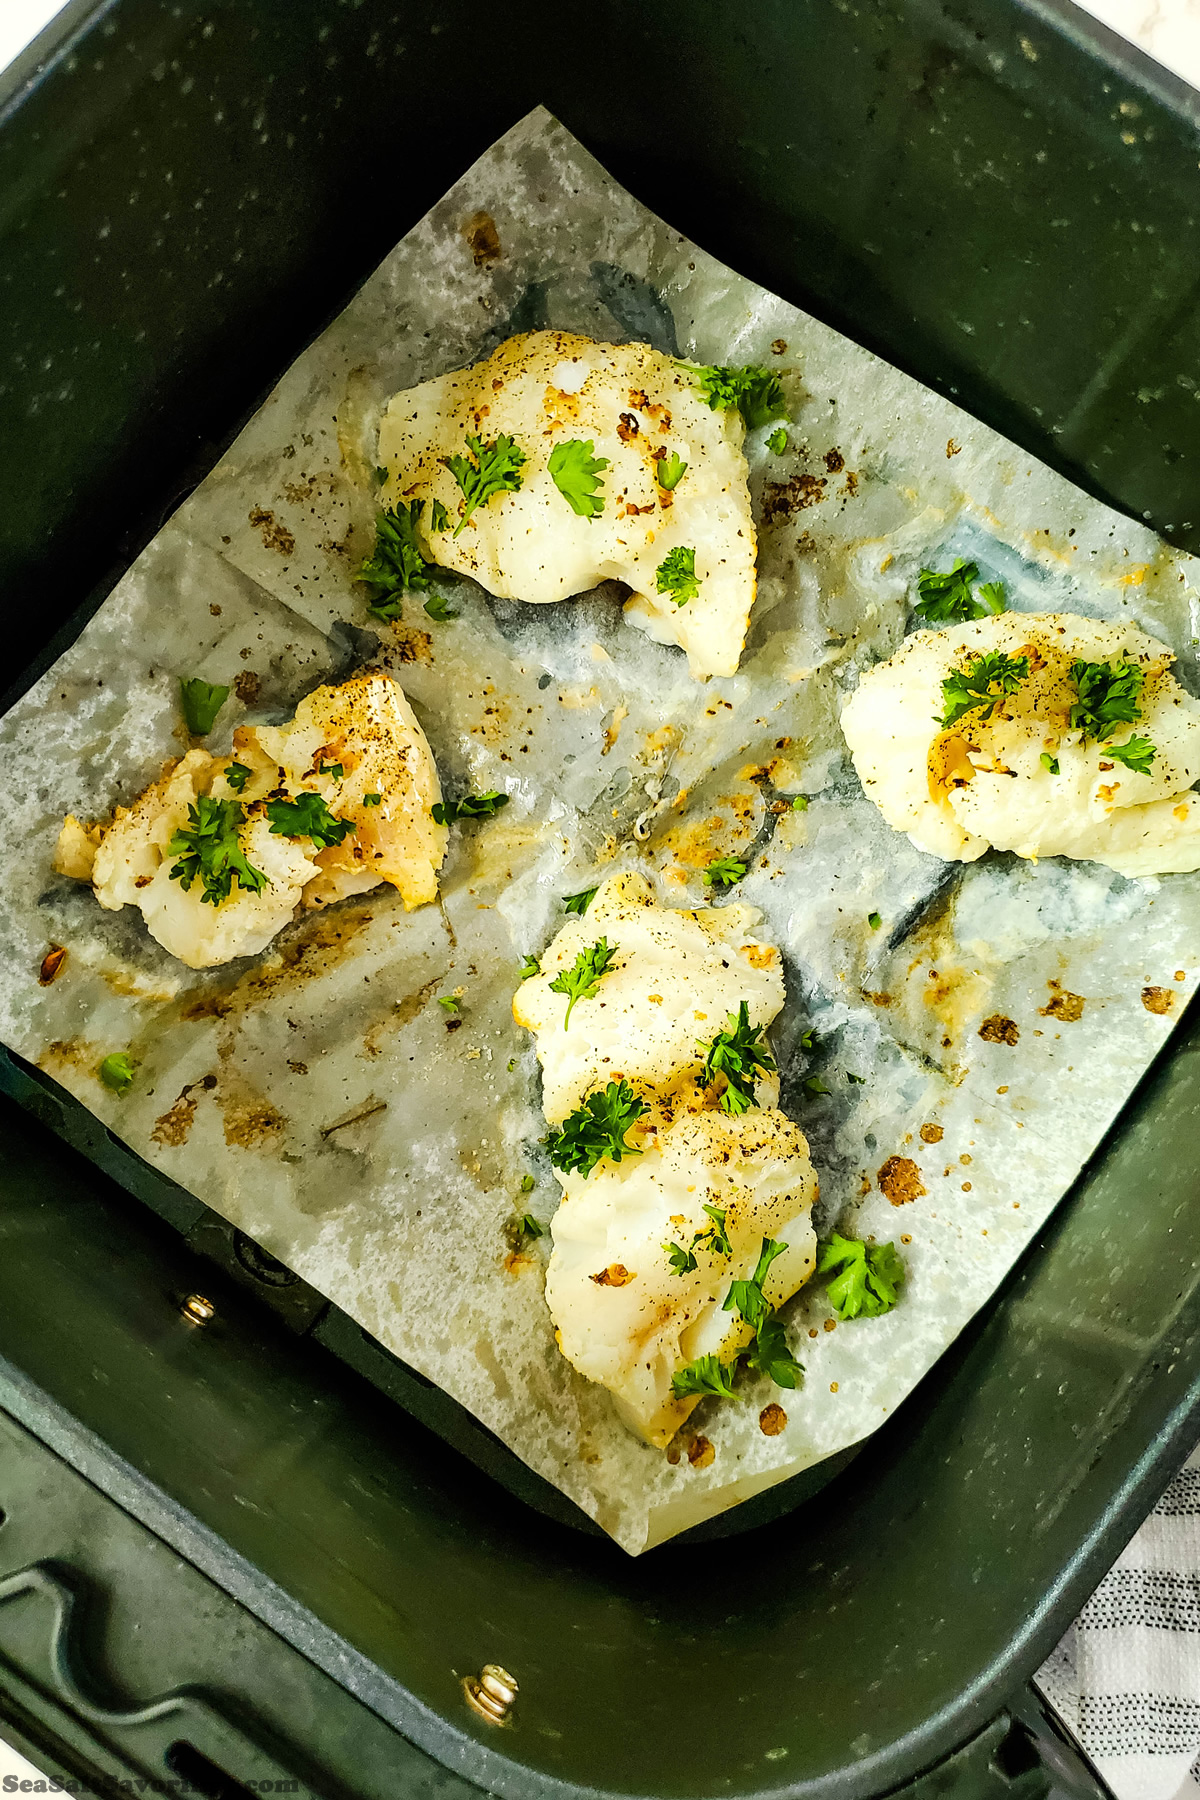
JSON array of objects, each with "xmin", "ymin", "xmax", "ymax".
[{"xmin": 2, "ymin": 109, "xmax": 1199, "ymax": 1554}]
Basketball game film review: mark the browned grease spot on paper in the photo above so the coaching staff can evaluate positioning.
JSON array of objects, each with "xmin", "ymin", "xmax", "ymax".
[
  {"xmin": 761, "ymin": 472, "xmax": 826, "ymax": 526},
  {"xmin": 151, "ymin": 1074, "xmax": 217, "ymax": 1148},
  {"xmin": 877, "ymin": 1156, "xmax": 926, "ymax": 1206},
  {"xmin": 221, "ymin": 1087, "xmax": 286, "ymax": 1150},
  {"xmin": 1142, "ymin": 985, "xmax": 1175, "ymax": 1015},
  {"xmin": 181, "ymin": 905, "xmax": 378, "ymax": 1024},
  {"xmin": 248, "ymin": 507, "xmax": 295, "ymax": 556},
  {"xmin": 686, "ymin": 1434, "xmax": 715, "ymax": 1469},
  {"xmin": 234, "ymin": 670, "xmax": 262, "ymax": 706},
  {"xmin": 759, "ymin": 1403, "xmax": 788, "ymax": 1436},
  {"xmin": 389, "ymin": 624, "xmax": 433, "ymax": 664},
  {"xmin": 919, "ymin": 1122, "xmax": 944, "ymax": 1144},
  {"xmin": 463, "ymin": 210, "xmax": 501, "ymax": 268},
  {"xmin": 979, "ymin": 1014, "xmax": 1020, "ymax": 1046},
  {"xmin": 1039, "ymin": 980, "xmax": 1085, "ymax": 1022}
]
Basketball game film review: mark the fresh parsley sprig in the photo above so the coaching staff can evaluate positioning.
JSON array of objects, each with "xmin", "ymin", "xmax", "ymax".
[
  {"xmin": 817, "ymin": 1234, "xmax": 905, "ymax": 1320},
  {"xmin": 168, "ymin": 796, "xmax": 268, "ymax": 907},
  {"xmin": 266, "ymin": 792, "xmax": 354, "ymax": 849},
  {"xmin": 656, "ymin": 546, "xmax": 699, "ymax": 607},
  {"xmin": 655, "ymin": 450, "xmax": 688, "ymax": 491},
  {"xmin": 697, "ymin": 1203, "xmax": 733, "ymax": 1258},
  {"xmin": 545, "ymin": 1079, "xmax": 646, "ymax": 1177},
  {"xmin": 224, "ymin": 762, "xmax": 251, "ymax": 794},
  {"xmin": 357, "ymin": 502, "xmax": 432, "ymax": 616},
  {"xmin": 744, "ymin": 1313, "xmax": 805, "ymax": 1387},
  {"xmin": 442, "ymin": 434, "xmax": 526, "ymax": 536},
  {"xmin": 1069, "ymin": 658, "xmax": 1143, "ymax": 740},
  {"xmin": 548, "ymin": 439, "xmax": 609, "ymax": 519},
  {"xmin": 520, "ymin": 953, "xmax": 541, "ymax": 981},
  {"xmin": 938, "ymin": 651, "xmax": 1029, "ymax": 729},
  {"xmin": 703, "ymin": 855, "xmax": 747, "ymax": 891},
  {"xmin": 98, "ymin": 1052, "xmax": 136, "ymax": 1095},
  {"xmin": 685, "ymin": 362, "xmax": 787, "ymax": 431},
  {"xmin": 549, "ymin": 937, "xmax": 618, "ymax": 1028},
  {"xmin": 663, "ymin": 1240, "xmax": 699, "ymax": 1276},
  {"xmin": 723, "ymin": 1237, "xmax": 788, "ymax": 1331},
  {"xmin": 1106, "ymin": 735, "xmax": 1156, "ymax": 775},
  {"xmin": 179, "ymin": 678, "xmax": 230, "ymax": 737},
  {"xmin": 700, "ymin": 1001, "xmax": 777, "ymax": 1114},
  {"xmin": 562, "ymin": 886, "xmax": 597, "ymax": 915},
  {"xmin": 912, "ymin": 561, "xmax": 1006, "ymax": 625},
  {"xmin": 432, "ymin": 791, "xmax": 509, "ymax": 826},
  {"xmin": 671, "ymin": 1355, "xmax": 737, "ymax": 1399}
]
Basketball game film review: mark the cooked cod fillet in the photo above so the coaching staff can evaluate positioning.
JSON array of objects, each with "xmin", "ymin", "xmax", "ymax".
[
  {"xmin": 512, "ymin": 870, "xmax": 785, "ymax": 1122},
  {"xmin": 841, "ymin": 611, "xmax": 1200, "ymax": 878},
  {"xmin": 376, "ymin": 330, "xmax": 758, "ymax": 680},
  {"xmin": 54, "ymin": 672, "xmax": 446, "ymax": 969},
  {"xmin": 547, "ymin": 1105, "xmax": 817, "ymax": 1446}
]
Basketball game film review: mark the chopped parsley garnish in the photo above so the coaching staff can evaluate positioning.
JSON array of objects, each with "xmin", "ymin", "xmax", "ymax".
[
  {"xmin": 767, "ymin": 426, "xmax": 788, "ymax": 454},
  {"xmin": 362, "ymin": 792, "xmax": 382, "ymax": 806},
  {"xmin": 437, "ymin": 996, "xmax": 460, "ymax": 1013},
  {"xmin": 224, "ymin": 762, "xmax": 251, "ymax": 794},
  {"xmin": 700, "ymin": 1001, "xmax": 777, "ymax": 1114},
  {"xmin": 98, "ymin": 1052, "xmax": 135, "ymax": 1096},
  {"xmin": 442, "ymin": 433, "xmax": 526, "ymax": 535},
  {"xmin": 549, "ymin": 937, "xmax": 618, "ymax": 1028},
  {"xmin": 548, "ymin": 438, "xmax": 609, "ymax": 519},
  {"xmin": 817, "ymin": 1233, "xmax": 905, "ymax": 1320},
  {"xmin": 868, "ymin": 911, "xmax": 882, "ymax": 930},
  {"xmin": 913, "ymin": 561, "xmax": 1006, "ymax": 624},
  {"xmin": 697, "ymin": 1203, "xmax": 732, "ymax": 1257},
  {"xmin": 664, "ymin": 1240, "xmax": 699, "ymax": 1277},
  {"xmin": 723, "ymin": 1236, "xmax": 788, "ymax": 1331},
  {"xmin": 319, "ymin": 761, "xmax": 344, "ymax": 780},
  {"xmin": 655, "ymin": 449, "xmax": 688, "ymax": 491},
  {"xmin": 430, "ymin": 499, "xmax": 451, "ymax": 533},
  {"xmin": 938, "ymin": 651, "xmax": 1029, "ymax": 729},
  {"xmin": 563, "ymin": 886, "xmax": 598, "ymax": 915},
  {"xmin": 357, "ymin": 502, "xmax": 432, "ymax": 615},
  {"xmin": 432, "ymin": 791, "xmax": 510, "ymax": 825},
  {"xmin": 179, "ymin": 678, "xmax": 229, "ymax": 737},
  {"xmin": 803, "ymin": 1075, "xmax": 832, "ymax": 1098},
  {"xmin": 703, "ymin": 855, "xmax": 747, "ymax": 890},
  {"xmin": 1069, "ymin": 657, "xmax": 1144, "ymax": 741},
  {"xmin": 545, "ymin": 1078, "xmax": 646, "ymax": 1177},
  {"xmin": 519, "ymin": 1213, "xmax": 544, "ymax": 1240},
  {"xmin": 266, "ymin": 791, "xmax": 354, "ymax": 849},
  {"xmin": 1040, "ymin": 753, "xmax": 1059, "ymax": 775},
  {"xmin": 847, "ymin": 1071, "xmax": 866, "ymax": 1084},
  {"xmin": 423, "ymin": 592, "xmax": 457, "ymax": 621},
  {"xmin": 792, "ymin": 794, "xmax": 809, "ymax": 811},
  {"xmin": 744, "ymin": 1313, "xmax": 805, "ymax": 1387},
  {"xmin": 685, "ymin": 362, "xmax": 787, "ymax": 431},
  {"xmin": 375, "ymin": 465, "xmax": 388, "ymax": 487},
  {"xmin": 656, "ymin": 546, "xmax": 699, "ymax": 607},
  {"xmin": 1106, "ymin": 735, "xmax": 1156, "ymax": 775},
  {"xmin": 168, "ymin": 796, "xmax": 268, "ymax": 907},
  {"xmin": 520, "ymin": 953, "xmax": 541, "ymax": 980},
  {"xmin": 520, "ymin": 1173, "xmax": 536, "ymax": 1193},
  {"xmin": 671, "ymin": 1354, "xmax": 737, "ymax": 1400}
]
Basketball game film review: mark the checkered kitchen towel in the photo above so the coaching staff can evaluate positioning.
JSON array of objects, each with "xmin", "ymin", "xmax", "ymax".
[{"xmin": 1038, "ymin": 1445, "xmax": 1200, "ymax": 1800}]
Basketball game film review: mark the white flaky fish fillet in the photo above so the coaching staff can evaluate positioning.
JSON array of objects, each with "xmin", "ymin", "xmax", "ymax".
[
  {"xmin": 841, "ymin": 611, "xmax": 1200, "ymax": 878},
  {"xmin": 514, "ymin": 870, "xmax": 816, "ymax": 1444},
  {"xmin": 547, "ymin": 1106, "xmax": 817, "ymax": 1446},
  {"xmin": 376, "ymin": 330, "xmax": 758, "ymax": 680},
  {"xmin": 54, "ymin": 673, "xmax": 447, "ymax": 969},
  {"xmin": 512, "ymin": 870, "xmax": 785, "ymax": 1122}
]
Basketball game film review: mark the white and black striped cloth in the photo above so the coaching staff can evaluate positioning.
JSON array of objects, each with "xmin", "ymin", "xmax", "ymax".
[{"xmin": 1038, "ymin": 1447, "xmax": 1200, "ymax": 1800}]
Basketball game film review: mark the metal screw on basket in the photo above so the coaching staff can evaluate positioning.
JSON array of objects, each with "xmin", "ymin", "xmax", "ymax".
[
  {"xmin": 180, "ymin": 1294, "xmax": 216, "ymax": 1327},
  {"xmin": 462, "ymin": 1663, "xmax": 518, "ymax": 1725}
]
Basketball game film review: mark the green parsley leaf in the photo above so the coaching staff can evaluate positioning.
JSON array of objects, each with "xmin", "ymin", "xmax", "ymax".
[
  {"xmin": 664, "ymin": 1240, "xmax": 699, "ymax": 1276},
  {"xmin": 548, "ymin": 438, "xmax": 609, "ymax": 519},
  {"xmin": 723, "ymin": 1236, "xmax": 788, "ymax": 1331},
  {"xmin": 767, "ymin": 426, "xmax": 788, "ymax": 454},
  {"xmin": 846, "ymin": 1071, "xmax": 866, "ymax": 1084},
  {"xmin": 224, "ymin": 762, "xmax": 251, "ymax": 794},
  {"xmin": 913, "ymin": 561, "xmax": 983, "ymax": 625},
  {"xmin": 798, "ymin": 1027, "xmax": 816, "ymax": 1052},
  {"xmin": 362, "ymin": 792, "xmax": 382, "ymax": 806},
  {"xmin": 685, "ymin": 362, "xmax": 787, "ymax": 431},
  {"xmin": 671, "ymin": 1354, "xmax": 737, "ymax": 1400},
  {"xmin": 696, "ymin": 1203, "xmax": 733, "ymax": 1258},
  {"xmin": 978, "ymin": 582, "xmax": 1006, "ymax": 614},
  {"xmin": 98, "ymin": 1052, "xmax": 135, "ymax": 1095},
  {"xmin": 792, "ymin": 794, "xmax": 809, "ymax": 812},
  {"xmin": 375, "ymin": 465, "xmax": 389, "ymax": 487},
  {"xmin": 1069, "ymin": 658, "xmax": 1145, "ymax": 741},
  {"xmin": 744, "ymin": 1312, "xmax": 805, "ymax": 1387},
  {"xmin": 430, "ymin": 499, "xmax": 451, "ymax": 533},
  {"xmin": 656, "ymin": 546, "xmax": 699, "ymax": 607},
  {"xmin": 357, "ymin": 502, "xmax": 432, "ymax": 615},
  {"xmin": 817, "ymin": 1233, "xmax": 905, "ymax": 1320},
  {"xmin": 700, "ymin": 1000, "xmax": 777, "ymax": 1114},
  {"xmin": 803, "ymin": 1075, "xmax": 832, "ymax": 1098},
  {"xmin": 1040, "ymin": 753, "xmax": 1060, "ymax": 776},
  {"xmin": 519, "ymin": 1213, "xmax": 544, "ymax": 1240},
  {"xmin": 655, "ymin": 450, "xmax": 688, "ymax": 491},
  {"xmin": 563, "ymin": 886, "xmax": 598, "ymax": 915},
  {"xmin": 549, "ymin": 937, "xmax": 618, "ymax": 1028},
  {"xmin": 520, "ymin": 1173, "xmax": 536, "ymax": 1193},
  {"xmin": 167, "ymin": 796, "xmax": 268, "ymax": 907},
  {"xmin": 266, "ymin": 791, "xmax": 354, "ymax": 849},
  {"xmin": 437, "ymin": 996, "xmax": 460, "ymax": 1013},
  {"xmin": 423, "ymin": 592, "xmax": 457, "ymax": 622},
  {"xmin": 520, "ymin": 953, "xmax": 541, "ymax": 981},
  {"xmin": 868, "ymin": 911, "xmax": 882, "ymax": 930},
  {"xmin": 442, "ymin": 433, "xmax": 526, "ymax": 536},
  {"xmin": 1106, "ymin": 734, "xmax": 1157, "ymax": 775},
  {"xmin": 319, "ymin": 761, "xmax": 344, "ymax": 780},
  {"xmin": 545, "ymin": 1078, "xmax": 646, "ymax": 1177},
  {"xmin": 938, "ymin": 651, "xmax": 1029, "ymax": 729},
  {"xmin": 703, "ymin": 855, "xmax": 747, "ymax": 890},
  {"xmin": 179, "ymin": 678, "xmax": 230, "ymax": 737},
  {"xmin": 432, "ymin": 791, "xmax": 510, "ymax": 826}
]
